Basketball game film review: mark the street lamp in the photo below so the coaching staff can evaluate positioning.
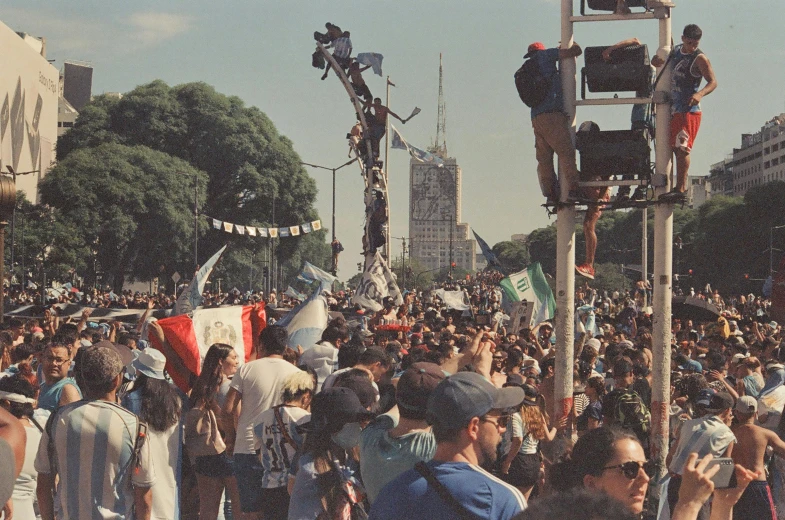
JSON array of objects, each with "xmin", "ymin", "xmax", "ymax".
[{"xmin": 301, "ymin": 158, "xmax": 358, "ymax": 242}]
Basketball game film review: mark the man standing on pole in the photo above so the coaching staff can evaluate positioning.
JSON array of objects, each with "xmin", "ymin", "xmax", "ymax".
[
  {"xmin": 523, "ymin": 41, "xmax": 582, "ymax": 204},
  {"xmin": 653, "ymin": 24, "xmax": 717, "ymax": 201}
]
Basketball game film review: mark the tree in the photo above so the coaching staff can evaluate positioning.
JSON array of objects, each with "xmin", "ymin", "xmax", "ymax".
[
  {"xmin": 491, "ymin": 240, "xmax": 530, "ymax": 273},
  {"xmin": 527, "ymin": 225, "xmax": 557, "ymax": 275},
  {"xmin": 53, "ymin": 81, "xmax": 331, "ymax": 288},
  {"xmin": 591, "ymin": 263, "xmax": 632, "ymax": 294},
  {"xmin": 40, "ymin": 143, "xmax": 208, "ymax": 292}
]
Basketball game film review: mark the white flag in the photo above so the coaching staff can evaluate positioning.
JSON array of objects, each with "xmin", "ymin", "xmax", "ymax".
[
  {"xmin": 235, "ymin": 225, "xmax": 245, "ymax": 235},
  {"xmin": 351, "ymin": 252, "xmax": 403, "ymax": 312},
  {"xmin": 223, "ymin": 222, "xmax": 234, "ymax": 233},
  {"xmin": 247, "ymin": 226, "xmax": 257, "ymax": 237}
]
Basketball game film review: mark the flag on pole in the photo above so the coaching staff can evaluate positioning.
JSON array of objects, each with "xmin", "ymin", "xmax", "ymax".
[
  {"xmin": 173, "ymin": 245, "xmax": 227, "ymax": 316},
  {"xmin": 473, "ymin": 230, "xmax": 505, "ymax": 273},
  {"xmin": 499, "ymin": 262, "xmax": 555, "ymax": 328},
  {"xmin": 275, "ymin": 286, "xmax": 329, "ymax": 351},
  {"xmin": 390, "ymin": 124, "xmax": 444, "ymax": 166},
  {"xmin": 300, "ymin": 261, "xmax": 337, "ymax": 287},
  {"xmin": 149, "ymin": 304, "xmax": 266, "ymax": 391},
  {"xmin": 351, "ymin": 251, "xmax": 403, "ymax": 311}
]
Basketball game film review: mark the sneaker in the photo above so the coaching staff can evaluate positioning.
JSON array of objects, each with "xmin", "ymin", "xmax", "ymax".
[
  {"xmin": 659, "ymin": 189, "xmax": 686, "ymax": 202},
  {"xmin": 631, "ymin": 188, "xmax": 647, "ymax": 201},
  {"xmin": 575, "ymin": 264, "xmax": 595, "ymax": 280}
]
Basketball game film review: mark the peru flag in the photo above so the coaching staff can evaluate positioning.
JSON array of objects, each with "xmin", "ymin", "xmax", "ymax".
[{"xmin": 150, "ymin": 304, "xmax": 266, "ymax": 391}]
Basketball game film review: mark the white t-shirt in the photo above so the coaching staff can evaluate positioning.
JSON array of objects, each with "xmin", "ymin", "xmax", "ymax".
[
  {"xmin": 11, "ymin": 423, "xmax": 41, "ymax": 520},
  {"xmin": 148, "ymin": 423, "xmax": 182, "ymax": 520},
  {"xmin": 230, "ymin": 357, "xmax": 301, "ymax": 454}
]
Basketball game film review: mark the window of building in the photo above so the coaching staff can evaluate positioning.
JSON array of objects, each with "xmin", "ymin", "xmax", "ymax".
[
  {"xmin": 765, "ymin": 161, "xmax": 771, "ymax": 169},
  {"xmin": 765, "ymin": 147, "xmax": 771, "ymax": 155},
  {"xmin": 774, "ymin": 143, "xmax": 780, "ymax": 152}
]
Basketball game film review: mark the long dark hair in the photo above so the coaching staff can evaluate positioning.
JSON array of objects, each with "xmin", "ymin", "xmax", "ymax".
[
  {"xmin": 190, "ymin": 343, "xmax": 233, "ymax": 408},
  {"xmin": 550, "ymin": 426, "xmax": 641, "ymax": 491},
  {"xmin": 131, "ymin": 373, "xmax": 182, "ymax": 432}
]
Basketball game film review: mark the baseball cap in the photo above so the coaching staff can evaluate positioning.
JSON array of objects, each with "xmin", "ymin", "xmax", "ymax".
[
  {"xmin": 426, "ymin": 372, "xmax": 525, "ymax": 429},
  {"xmin": 735, "ymin": 395, "xmax": 757, "ymax": 414},
  {"xmin": 521, "ymin": 384, "xmax": 540, "ymax": 407},
  {"xmin": 307, "ymin": 387, "xmax": 375, "ymax": 432},
  {"xmin": 696, "ymin": 389, "xmax": 733, "ymax": 413},
  {"xmin": 525, "ymin": 42, "xmax": 546, "ymax": 58},
  {"xmin": 396, "ymin": 362, "xmax": 445, "ymax": 414}
]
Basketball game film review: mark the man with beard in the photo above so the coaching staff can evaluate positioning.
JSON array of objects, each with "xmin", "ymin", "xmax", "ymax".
[{"xmin": 369, "ymin": 372, "xmax": 527, "ymax": 519}]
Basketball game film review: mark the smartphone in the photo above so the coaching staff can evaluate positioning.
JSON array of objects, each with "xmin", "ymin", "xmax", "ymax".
[{"xmin": 706, "ymin": 458, "xmax": 736, "ymax": 489}]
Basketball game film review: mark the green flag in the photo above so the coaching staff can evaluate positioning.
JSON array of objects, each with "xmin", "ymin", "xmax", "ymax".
[{"xmin": 499, "ymin": 262, "xmax": 555, "ymax": 327}]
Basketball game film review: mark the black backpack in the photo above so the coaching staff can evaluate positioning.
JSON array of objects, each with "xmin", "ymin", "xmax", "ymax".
[
  {"xmin": 514, "ymin": 57, "xmax": 550, "ymax": 108},
  {"xmin": 610, "ymin": 388, "xmax": 651, "ymax": 442}
]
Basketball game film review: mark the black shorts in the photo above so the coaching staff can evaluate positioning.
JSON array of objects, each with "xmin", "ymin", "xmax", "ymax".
[
  {"xmin": 733, "ymin": 481, "xmax": 776, "ymax": 520},
  {"xmin": 260, "ymin": 486, "xmax": 291, "ymax": 520},
  {"xmin": 193, "ymin": 452, "xmax": 234, "ymax": 479},
  {"xmin": 504, "ymin": 453, "xmax": 540, "ymax": 488}
]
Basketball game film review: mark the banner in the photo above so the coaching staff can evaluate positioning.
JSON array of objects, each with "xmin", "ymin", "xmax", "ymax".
[
  {"xmin": 351, "ymin": 251, "xmax": 403, "ymax": 312},
  {"xmin": 434, "ymin": 289, "xmax": 470, "ymax": 311},
  {"xmin": 301, "ymin": 261, "xmax": 337, "ymax": 288},
  {"xmin": 173, "ymin": 245, "xmax": 227, "ymax": 316},
  {"xmin": 390, "ymin": 124, "xmax": 444, "ymax": 167},
  {"xmin": 499, "ymin": 262, "xmax": 555, "ymax": 328}
]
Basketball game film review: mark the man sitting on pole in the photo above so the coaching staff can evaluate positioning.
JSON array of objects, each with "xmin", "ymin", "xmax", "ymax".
[
  {"xmin": 652, "ymin": 24, "xmax": 717, "ymax": 202},
  {"xmin": 525, "ymin": 41, "xmax": 582, "ymax": 205}
]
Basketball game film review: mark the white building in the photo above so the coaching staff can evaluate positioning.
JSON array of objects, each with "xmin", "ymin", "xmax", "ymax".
[
  {"xmin": 409, "ymin": 157, "xmax": 476, "ymax": 273},
  {"xmin": 0, "ymin": 22, "xmax": 60, "ymax": 203}
]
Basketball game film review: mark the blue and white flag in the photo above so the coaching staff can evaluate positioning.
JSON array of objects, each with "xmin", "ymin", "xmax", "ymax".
[
  {"xmin": 355, "ymin": 52, "xmax": 384, "ymax": 76},
  {"xmin": 301, "ymin": 261, "xmax": 337, "ymax": 288},
  {"xmin": 173, "ymin": 245, "xmax": 228, "ymax": 316},
  {"xmin": 473, "ymin": 230, "xmax": 505, "ymax": 273},
  {"xmin": 275, "ymin": 285, "xmax": 329, "ymax": 350},
  {"xmin": 390, "ymin": 124, "xmax": 444, "ymax": 167},
  {"xmin": 284, "ymin": 286, "xmax": 306, "ymax": 301}
]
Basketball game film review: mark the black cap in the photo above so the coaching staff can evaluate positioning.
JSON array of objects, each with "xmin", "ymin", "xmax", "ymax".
[{"xmin": 307, "ymin": 387, "xmax": 375, "ymax": 432}]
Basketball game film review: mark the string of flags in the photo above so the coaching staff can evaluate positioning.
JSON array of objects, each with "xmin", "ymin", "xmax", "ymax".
[{"xmin": 209, "ymin": 216, "xmax": 322, "ymax": 238}]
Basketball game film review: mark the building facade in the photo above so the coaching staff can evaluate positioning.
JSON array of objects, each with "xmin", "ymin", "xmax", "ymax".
[
  {"xmin": 0, "ymin": 23, "xmax": 60, "ymax": 203},
  {"xmin": 409, "ymin": 157, "xmax": 476, "ymax": 273}
]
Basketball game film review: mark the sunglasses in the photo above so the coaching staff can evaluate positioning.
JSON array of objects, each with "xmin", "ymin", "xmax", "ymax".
[
  {"xmin": 480, "ymin": 414, "xmax": 510, "ymax": 430},
  {"xmin": 603, "ymin": 460, "xmax": 655, "ymax": 479}
]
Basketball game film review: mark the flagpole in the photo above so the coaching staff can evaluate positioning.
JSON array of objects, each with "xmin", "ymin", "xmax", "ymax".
[{"xmin": 384, "ymin": 76, "xmax": 392, "ymax": 263}]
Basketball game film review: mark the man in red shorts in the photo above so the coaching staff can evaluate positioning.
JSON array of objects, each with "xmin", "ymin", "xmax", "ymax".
[{"xmin": 652, "ymin": 24, "xmax": 717, "ymax": 202}]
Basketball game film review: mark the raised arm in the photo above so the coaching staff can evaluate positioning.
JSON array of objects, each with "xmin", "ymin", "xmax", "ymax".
[
  {"xmin": 559, "ymin": 43, "xmax": 582, "ymax": 59},
  {"xmin": 602, "ymin": 38, "xmax": 642, "ymax": 61}
]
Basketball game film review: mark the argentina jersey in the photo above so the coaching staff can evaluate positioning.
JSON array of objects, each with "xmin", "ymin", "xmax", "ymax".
[{"xmin": 254, "ymin": 405, "xmax": 310, "ymax": 488}]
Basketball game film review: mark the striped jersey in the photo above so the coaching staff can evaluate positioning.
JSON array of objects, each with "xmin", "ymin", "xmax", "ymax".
[
  {"xmin": 34, "ymin": 399, "xmax": 156, "ymax": 520},
  {"xmin": 668, "ymin": 415, "xmax": 736, "ymax": 475},
  {"xmin": 254, "ymin": 405, "xmax": 310, "ymax": 488}
]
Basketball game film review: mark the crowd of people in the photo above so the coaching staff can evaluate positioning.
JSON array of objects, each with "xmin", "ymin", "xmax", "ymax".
[{"xmin": 1, "ymin": 268, "xmax": 785, "ymax": 520}]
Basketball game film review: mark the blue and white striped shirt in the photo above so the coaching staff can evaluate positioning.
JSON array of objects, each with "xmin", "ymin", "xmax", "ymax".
[
  {"xmin": 35, "ymin": 400, "xmax": 156, "ymax": 520},
  {"xmin": 331, "ymin": 37, "xmax": 352, "ymax": 59}
]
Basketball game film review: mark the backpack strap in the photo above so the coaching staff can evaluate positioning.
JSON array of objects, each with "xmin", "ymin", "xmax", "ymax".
[
  {"xmin": 274, "ymin": 405, "xmax": 298, "ymax": 451},
  {"xmin": 414, "ymin": 462, "xmax": 479, "ymax": 520}
]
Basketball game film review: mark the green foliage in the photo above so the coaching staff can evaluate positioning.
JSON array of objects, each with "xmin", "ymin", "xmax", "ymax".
[
  {"xmin": 51, "ymin": 81, "xmax": 330, "ymax": 289},
  {"xmin": 592, "ymin": 263, "xmax": 632, "ymax": 293},
  {"xmin": 527, "ymin": 225, "xmax": 557, "ymax": 275},
  {"xmin": 491, "ymin": 240, "xmax": 530, "ymax": 273}
]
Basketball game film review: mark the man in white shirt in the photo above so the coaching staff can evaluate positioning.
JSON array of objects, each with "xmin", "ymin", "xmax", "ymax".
[{"xmin": 223, "ymin": 325, "xmax": 301, "ymax": 519}]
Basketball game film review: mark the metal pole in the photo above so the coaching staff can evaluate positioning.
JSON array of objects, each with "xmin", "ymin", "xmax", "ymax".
[
  {"xmin": 771, "ymin": 225, "xmax": 774, "ymax": 277},
  {"xmin": 554, "ymin": 0, "xmax": 577, "ymax": 454},
  {"xmin": 650, "ymin": 5, "xmax": 674, "ymax": 481},
  {"xmin": 384, "ymin": 77, "xmax": 392, "ymax": 263},
  {"xmin": 0, "ymin": 222, "xmax": 5, "ymax": 323},
  {"xmin": 332, "ymin": 168, "xmax": 337, "ymax": 243},
  {"xmin": 194, "ymin": 176, "xmax": 199, "ymax": 269},
  {"xmin": 642, "ymin": 207, "xmax": 648, "ymax": 307}
]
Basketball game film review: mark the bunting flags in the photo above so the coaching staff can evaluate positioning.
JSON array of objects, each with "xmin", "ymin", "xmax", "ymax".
[
  {"xmin": 390, "ymin": 124, "xmax": 444, "ymax": 166},
  {"xmin": 208, "ymin": 217, "xmax": 321, "ymax": 239}
]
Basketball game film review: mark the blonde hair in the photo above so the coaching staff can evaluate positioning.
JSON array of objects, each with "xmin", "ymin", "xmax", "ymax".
[{"xmin": 281, "ymin": 370, "xmax": 316, "ymax": 403}]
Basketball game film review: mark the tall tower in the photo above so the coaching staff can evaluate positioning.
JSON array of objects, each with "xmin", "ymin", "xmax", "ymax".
[{"xmin": 432, "ymin": 54, "xmax": 447, "ymax": 158}]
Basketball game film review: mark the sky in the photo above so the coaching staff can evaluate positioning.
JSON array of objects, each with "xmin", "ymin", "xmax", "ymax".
[{"xmin": 4, "ymin": 1, "xmax": 785, "ymax": 280}]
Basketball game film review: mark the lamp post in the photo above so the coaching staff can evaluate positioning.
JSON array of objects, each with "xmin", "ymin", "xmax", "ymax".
[{"xmin": 301, "ymin": 158, "xmax": 358, "ymax": 242}]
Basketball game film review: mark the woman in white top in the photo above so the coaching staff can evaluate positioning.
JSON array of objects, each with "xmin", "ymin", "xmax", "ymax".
[{"xmin": 0, "ymin": 364, "xmax": 44, "ymax": 520}]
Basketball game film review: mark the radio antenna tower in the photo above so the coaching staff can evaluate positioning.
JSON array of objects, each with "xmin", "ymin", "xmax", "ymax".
[{"xmin": 432, "ymin": 53, "xmax": 447, "ymax": 158}]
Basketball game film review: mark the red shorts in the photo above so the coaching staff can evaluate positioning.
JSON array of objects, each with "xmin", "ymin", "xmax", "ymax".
[{"xmin": 670, "ymin": 112, "xmax": 702, "ymax": 153}]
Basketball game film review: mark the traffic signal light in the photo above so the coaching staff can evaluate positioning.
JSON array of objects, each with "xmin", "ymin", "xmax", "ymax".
[
  {"xmin": 688, "ymin": 269, "xmax": 693, "ymax": 276},
  {"xmin": 744, "ymin": 273, "xmax": 750, "ymax": 280},
  {"xmin": 451, "ymin": 262, "xmax": 456, "ymax": 268}
]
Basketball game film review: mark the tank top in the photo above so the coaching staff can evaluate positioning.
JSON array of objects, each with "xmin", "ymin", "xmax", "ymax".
[
  {"xmin": 37, "ymin": 377, "xmax": 80, "ymax": 412},
  {"xmin": 670, "ymin": 44, "xmax": 704, "ymax": 114}
]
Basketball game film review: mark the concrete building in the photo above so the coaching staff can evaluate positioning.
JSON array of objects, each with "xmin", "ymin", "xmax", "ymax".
[
  {"xmin": 732, "ymin": 131, "xmax": 764, "ymax": 197},
  {"xmin": 687, "ymin": 175, "xmax": 710, "ymax": 208},
  {"xmin": 708, "ymin": 156, "xmax": 733, "ymax": 197},
  {"xmin": 409, "ymin": 157, "xmax": 476, "ymax": 273},
  {"xmin": 0, "ymin": 23, "xmax": 60, "ymax": 203}
]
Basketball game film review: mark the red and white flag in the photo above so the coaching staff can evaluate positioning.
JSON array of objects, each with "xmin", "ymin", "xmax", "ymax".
[{"xmin": 150, "ymin": 304, "xmax": 266, "ymax": 391}]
